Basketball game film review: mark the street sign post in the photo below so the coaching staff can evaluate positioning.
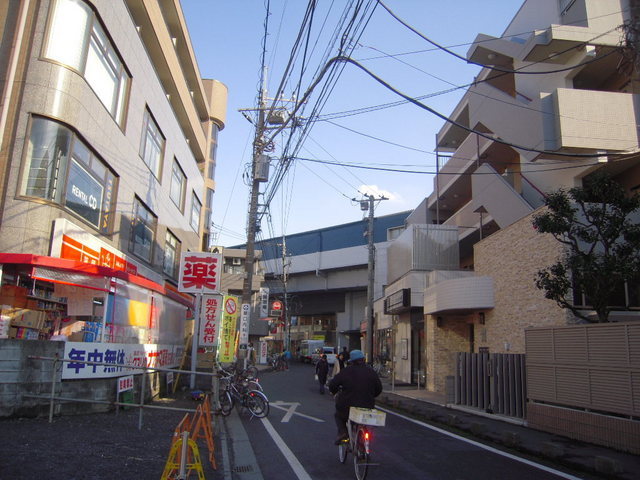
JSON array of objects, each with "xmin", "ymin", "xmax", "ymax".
[{"xmin": 177, "ymin": 252, "xmax": 222, "ymax": 388}]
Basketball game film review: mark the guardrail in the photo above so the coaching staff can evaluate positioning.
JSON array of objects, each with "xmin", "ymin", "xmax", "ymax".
[{"xmin": 25, "ymin": 355, "xmax": 221, "ymax": 429}]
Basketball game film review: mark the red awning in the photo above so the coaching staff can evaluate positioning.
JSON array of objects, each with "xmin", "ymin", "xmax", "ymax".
[{"xmin": 0, "ymin": 253, "xmax": 194, "ymax": 308}]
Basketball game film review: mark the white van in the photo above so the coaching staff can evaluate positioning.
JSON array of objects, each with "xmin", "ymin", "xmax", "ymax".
[{"xmin": 313, "ymin": 346, "xmax": 336, "ymax": 366}]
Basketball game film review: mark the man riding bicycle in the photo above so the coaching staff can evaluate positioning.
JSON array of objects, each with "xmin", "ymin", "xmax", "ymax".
[{"xmin": 328, "ymin": 350, "xmax": 382, "ymax": 445}]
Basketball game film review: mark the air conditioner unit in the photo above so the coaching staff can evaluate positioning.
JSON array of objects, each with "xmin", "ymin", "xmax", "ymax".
[{"xmin": 232, "ymin": 258, "xmax": 242, "ymax": 266}]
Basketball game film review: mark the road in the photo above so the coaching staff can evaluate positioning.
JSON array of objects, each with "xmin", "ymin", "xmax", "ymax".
[{"xmin": 237, "ymin": 363, "xmax": 586, "ymax": 480}]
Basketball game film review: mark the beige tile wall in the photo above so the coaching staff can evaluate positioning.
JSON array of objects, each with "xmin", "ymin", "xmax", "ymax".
[{"xmin": 474, "ymin": 210, "xmax": 572, "ymax": 354}]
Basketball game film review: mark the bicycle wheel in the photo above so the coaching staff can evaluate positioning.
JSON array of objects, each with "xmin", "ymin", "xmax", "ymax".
[
  {"xmin": 219, "ymin": 390, "xmax": 234, "ymax": 416},
  {"xmin": 353, "ymin": 426, "xmax": 369, "ymax": 480},
  {"xmin": 245, "ymin": 390, "xmax": 269, "ymax": 418}
]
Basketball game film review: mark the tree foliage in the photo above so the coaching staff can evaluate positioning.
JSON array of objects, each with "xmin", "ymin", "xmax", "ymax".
[{"xmin": 531, "ymin": 172, "xmax": 640, "ymax": 322}]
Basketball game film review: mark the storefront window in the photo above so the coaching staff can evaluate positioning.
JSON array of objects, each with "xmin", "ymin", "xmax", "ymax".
[
  {"xmin": 130, "ymin": 197, "xmax": 156, "ymax": 263},
  {"xmin": 21, "ymin": 116, "xmax": 117, "ymax": 233},
  {"xmin": 44, "ymin": 0, "xmax": 130, "ymax": 126}
]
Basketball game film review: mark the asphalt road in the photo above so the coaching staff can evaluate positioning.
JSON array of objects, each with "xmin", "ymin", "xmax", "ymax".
[{"xmin": 240, "ymin": 363, "xmax": 588, "ymax": 480}]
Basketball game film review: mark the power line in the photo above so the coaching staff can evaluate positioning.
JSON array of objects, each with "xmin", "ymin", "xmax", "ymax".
[
  {"xmin": 295, "ymin": 155, "xmax": 640, "ymax": 175},
  {"xmin": 377, "ymin": 0, "xmax": 622, "ymax": 75},
  {"xmin": 301, "ymin": 56, "xmax": 638, "ymax": 159}
]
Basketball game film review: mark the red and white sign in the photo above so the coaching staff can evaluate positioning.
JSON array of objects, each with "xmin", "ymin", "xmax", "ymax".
[
  {"xmin": 178, "ymin": 252, "xmax": 222, "ymax": 293},
  {"xmin": 199, "ymin": 294, "xmax": 223, "ymax": 347},
  {"xmin": 225, "ymin": 296, "xmax": 238, "ymax": 315},
  {"xmin": 272, "ymin": 301, "xmax": 283, "ymax": 311},
  {"xmin": 117, "ymin": 375, "xmax": 134, "ymax": 393}
]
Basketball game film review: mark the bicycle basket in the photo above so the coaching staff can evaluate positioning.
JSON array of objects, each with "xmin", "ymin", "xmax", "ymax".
[{"xmin": 348, "ymin": 407, "xmax": 386, "ymax": 426}]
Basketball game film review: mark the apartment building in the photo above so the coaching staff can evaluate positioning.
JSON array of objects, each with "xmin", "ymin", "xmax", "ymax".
[
  {"xmin": 381, "ymin": 0, "xmax": 640, "ymax": 392},
  {"xmin": 0, "ymin": 0, "xmax": 227, "ymax": 378}
]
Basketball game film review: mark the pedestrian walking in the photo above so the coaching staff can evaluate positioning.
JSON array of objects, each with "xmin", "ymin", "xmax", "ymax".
[
  {"xmin": 316, "ymin": 354, "xmax": 329, "ymax": 394},
  {"xmin": 341, "ymin": 346, "xmax": 350, "ymax": 363},
  {"xmin": 331, "ymin": 352, "xmax": 344, "ymax": 377}
]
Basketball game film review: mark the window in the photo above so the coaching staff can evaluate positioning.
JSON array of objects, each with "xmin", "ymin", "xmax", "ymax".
[
  {"xmin": 130, "ymin": 197, "xmax": 157, "ymax": 263},
  {"xmin": 163, "ymin": 230, "xmax": 181, "ymax": 278},
  {"xmin": 44, "ymin": 0, "xmax": 130, "ymax": 125},
  {"xmin": 190, "ymin": 192, "xmax": 201, "ymax": 232},
  {"xmin": 21, "ymin": 116, "xmax": 117, "ymax": 233},
  {"xmin": 201, "ymin": 187, "xmax": 214, "ymax": 250},
  {"xmin": 170, "ymin": 159, "xmax": 186, "ymax": 210},
  {"xmin": 140, "ymin": 109, "xmax": 164, "ymax": 178}
]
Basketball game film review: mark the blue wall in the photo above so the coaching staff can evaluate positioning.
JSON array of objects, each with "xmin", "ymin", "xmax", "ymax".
[{"xmin": 233, "ymin": 211, "xmax": 410, "ymax": 262}]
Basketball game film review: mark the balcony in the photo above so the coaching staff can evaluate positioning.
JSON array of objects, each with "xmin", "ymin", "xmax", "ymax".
[
  {"xmin": 423, "ymin": 273, "xmax": 494, "ymax": 315},
  {"xmin": 386, "ymin": 225, "xmax": 459, "ymax": 284},
  {"xmin": 543, "ymin": 89, "xmax": 637, "ymax": 152}
]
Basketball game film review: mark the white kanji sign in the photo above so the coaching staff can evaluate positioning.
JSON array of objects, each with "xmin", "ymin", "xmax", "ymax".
[
  {"xmin": 199, "ymin": 294, "xmax": 223, "ymax": 347},
  {"xmin": 178, "ymin": 252, "xmax": 222, "ymax": 293}
]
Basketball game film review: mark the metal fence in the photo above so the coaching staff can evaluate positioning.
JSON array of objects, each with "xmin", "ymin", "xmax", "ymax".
[
  {"xmin": 23, "ymin": 355, "xmax": 220, "ymax": 429},
  {"xmin": 454, "ymin": 352, "xmax": 526, "ymax": 418}
]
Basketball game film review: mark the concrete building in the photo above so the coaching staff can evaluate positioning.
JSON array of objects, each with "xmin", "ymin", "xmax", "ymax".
[
  {"xmin": 254, "ymin": 211, "xmax": 410, "ymax": 355},
  {"xmin": 0, "ymin": 0, "xmax": 227, "ymax": 402},
  {"xmin": 381, "ymin": 0, "xmax": 640, "ymax": 393}
]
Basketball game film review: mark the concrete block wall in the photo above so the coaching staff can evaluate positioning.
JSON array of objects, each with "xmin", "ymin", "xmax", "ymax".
[
  {"xmin": 473, "ymin": 209, "xmax": 571, "ymax": 354},
  {"xmin": 0, "ymin": 339, "xmax": 63, "ymax": 417},
  {"xmin": 0, "ymin": 339, "xmax": 164, "ymax": 418}
]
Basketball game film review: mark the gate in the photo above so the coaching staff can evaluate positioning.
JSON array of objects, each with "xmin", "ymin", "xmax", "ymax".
[{"xmin": 454, "ymin": 352, "xmax": 526, "ymax": 418}]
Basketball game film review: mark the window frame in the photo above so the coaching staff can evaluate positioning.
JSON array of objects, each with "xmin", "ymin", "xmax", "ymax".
[
  {"xmin": 169, "ymin": 158, "xmax": 186, "ymax": 211},
  {"xmin": 20, "ymin": 115, "xmax": 118, "ymax": 234},
  {"xmin": 162, "ymin": 229, "xmax": 181, "ymax": 278},
  {"xmin": 42, "ymin": 0, "xmax": 130, "ymax": 127},
  {"xmin": 130, "ymin": 197, "xmax": 157, "ymax": 264},
  {"xmin": 190, "ymin": 192, "xmax": 202, "ymax": 232},
  {"xmin": 140, "ymin": 108, "xmax": 165, "ymax": 179}
]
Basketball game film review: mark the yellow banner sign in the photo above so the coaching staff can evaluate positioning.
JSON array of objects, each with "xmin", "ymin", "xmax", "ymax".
[{"xmin": 217, "ymin": 295, "xmax": 239, "ymax": 363}]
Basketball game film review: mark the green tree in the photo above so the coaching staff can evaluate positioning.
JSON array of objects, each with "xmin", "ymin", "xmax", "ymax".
[{"xmin": 532, "ymin": 172, "xmax": 640, "ymax": 323}]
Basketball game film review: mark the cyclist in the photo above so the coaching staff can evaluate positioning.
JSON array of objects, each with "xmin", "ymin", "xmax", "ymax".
[{"xmin": 328, "ymin": 349, "xmax": 382, "ymax": 445}]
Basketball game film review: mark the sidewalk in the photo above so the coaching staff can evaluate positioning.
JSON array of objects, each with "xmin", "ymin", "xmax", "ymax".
[{"xmin": 376, "ymin": 382, "xmax": 640, "ymax": 480}]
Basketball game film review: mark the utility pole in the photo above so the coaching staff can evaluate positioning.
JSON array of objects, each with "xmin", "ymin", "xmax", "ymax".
[
  {"xmin": 241, "ymin": 79, "xmax": 267, "ymax": 360},
  {"xmin": 356, "ymin": 194, "xmax": 387, "ymax": 362},
  {"xmin": 281, "ymin": 238, "xmax": 290, "ymax": 351}
]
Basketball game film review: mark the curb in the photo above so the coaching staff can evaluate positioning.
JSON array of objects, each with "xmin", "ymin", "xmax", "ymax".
[{"xmin": 376, "ymin": 392, "xmax": 634, "ymax": 480}]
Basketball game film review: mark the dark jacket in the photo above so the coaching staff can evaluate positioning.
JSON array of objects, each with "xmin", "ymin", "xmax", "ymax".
[
  {"xmin": 328, "ymin": 363, "xmax": 382, "ymax": 410},
  {"xmin": 316, "ymin": 358, "xmax": 329, "ymax": 379}
]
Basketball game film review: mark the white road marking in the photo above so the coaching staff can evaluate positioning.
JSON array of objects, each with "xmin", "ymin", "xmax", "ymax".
[
  {"xmin": 261, "ymin": 416, "xmax": 313, "ymax": 480},
  {"xmin": 378, "ymin": 407, "xmax": 584, "ymax": 480},
  {"xmin": 271, "ymin": 401, "xmax": 325, "ymax": 423}
]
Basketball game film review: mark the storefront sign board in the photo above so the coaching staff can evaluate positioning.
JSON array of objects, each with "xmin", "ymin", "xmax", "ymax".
[{"xmin": 178, "ymin": 252, "xmax": 222, "ymax": 293}]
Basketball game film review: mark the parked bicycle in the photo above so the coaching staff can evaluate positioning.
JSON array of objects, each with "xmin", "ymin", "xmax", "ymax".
[
  {"xmin": 218, "ymin": 372, "xmax": 269, "ymax": 418},
  {"xmin": 337, "ymin": 407, "xmax": 386, "ymax": 480},
  {"xmin": 372, "ymin": 357, "xmax": 391, "ymax": 379},
  {"xmin": 269, "ymin": 353, "xmax": 287, "ymax": 372}
]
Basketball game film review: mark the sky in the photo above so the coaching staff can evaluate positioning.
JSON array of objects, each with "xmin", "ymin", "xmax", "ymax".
[{"xmin": 181, "ymin": 0, "xmax": 524, "ymax": 247}]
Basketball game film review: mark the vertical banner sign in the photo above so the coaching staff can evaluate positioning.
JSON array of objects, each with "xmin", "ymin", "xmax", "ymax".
[
  {"xmin": 259, "ymin": 341, "xmax": 268, "ymax": 364},
  {"xmin": 178, "ymin": 252, "xmax": 222, "ymax": 293},
  {"xmin": 239, "ymin": 303, "xmax": 250, "ymax": 349},
  {"xmin": 199, "ymin": 294, "xmax": 223, "ymax": 347},
  {"xmin": 259, "ymin": 287, "xmax": 269, "ymax": 318},
  {"xmin": 218, "ymin": 295, "xmax": 239, "ymax": 363}
]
